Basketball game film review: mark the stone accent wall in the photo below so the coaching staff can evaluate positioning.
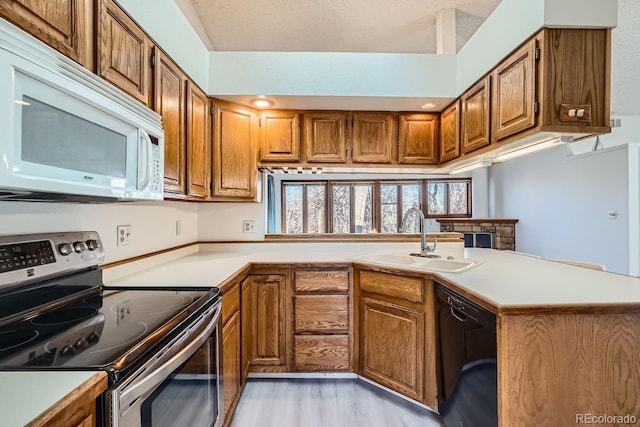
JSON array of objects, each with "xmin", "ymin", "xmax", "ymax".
[{"xmin": 438, "ymin": 219, "xmax": 518, "ymax": 251}]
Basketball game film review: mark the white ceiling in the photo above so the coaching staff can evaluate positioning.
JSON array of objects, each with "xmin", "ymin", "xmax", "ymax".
[{"xmin": 185, "ymin": 0, "xmax": 501, "ymax": 53}]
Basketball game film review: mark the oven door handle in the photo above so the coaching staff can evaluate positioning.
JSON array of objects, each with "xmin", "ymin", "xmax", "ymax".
[{"xmin": 119, "ymin": 303, "xmax": 221, "ymax": 413}]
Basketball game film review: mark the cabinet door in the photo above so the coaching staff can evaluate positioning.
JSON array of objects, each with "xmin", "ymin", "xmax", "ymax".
[
  {"xmin": 153, "ymin": 48, "xmax": 186, "ymax": 196},
  {"xmin": 222, "ymin": 310, "xmax": 241, "ymax": 420},
  {"xmin": 0, "ymin": 0, "xmax": 94, "ymax": 69},
  {"xmin": 303, "ymin": 112, "xmax": 348, "ymax": 163},
  {"xmin": 97, "ymin": 0, "xmax": 152, "ymax": 106},
  {"xmin": 439, "ymin": 101, "xmax": 460, "ymax": 162},
  {"xmin": 242, "ymin": 275, "xmax": 288, "ymax": 369},
  {"xmin": 461, "ymin": 76, "xmax": 491, "ymax": 153},
  {"xmin": 294, "ymin": 335, "xmax": 350, "ymax": 372},
  {"xmin": 212, "ymin": 101, "xmax": 258, "ymax": 199},
  {"xmin": 186, "ymin": 82, "xmax": 210, "ymax": 198},
  {"xmin": 492, "ymin": 39, "xmax": 537, "ymax": 140},
  {"xmin": 352, "ymin": 113, "xmax": 395, "ymax": 164},
  {"xmin": 360, "ymin": 297, "xmax": 425, "ymax": 401},
  {"xmin": 259, "ymin": 111, "xmax": 300, "ymax": 162},
  {"xmin": 398, "ymin": 114, "xmax": 439, "ymax": 164}
]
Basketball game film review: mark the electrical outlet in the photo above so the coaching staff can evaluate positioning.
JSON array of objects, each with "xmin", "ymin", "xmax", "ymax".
[
  {"xmin": 117, "ymin": 225, "xmax": 131, "ymax": 246},
  {"xmin": 176, "ymin": 220, "xmax": 182, "ymax": 236},
  {"xmin": 243, "ymin": 220, "xmax": 256, "ymax": 233}
]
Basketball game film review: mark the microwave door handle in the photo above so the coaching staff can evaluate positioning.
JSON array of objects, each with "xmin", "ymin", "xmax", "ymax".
[
  {"xmin": 119, "ymin": 304, "xmax": 221, "ymax": 414},
  {"xmin": 138, "ymin": 129, "xmax": 152, "ymax": 191}
]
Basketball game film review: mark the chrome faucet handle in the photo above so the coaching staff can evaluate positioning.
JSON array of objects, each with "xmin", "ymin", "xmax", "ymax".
[{"xmin": 424, "ymin": 237, "xmax": 437, "ymax": 253}]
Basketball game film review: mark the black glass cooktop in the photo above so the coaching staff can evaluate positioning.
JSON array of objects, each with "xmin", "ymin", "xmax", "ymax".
[{"xmin": 0, "ymin": 284, "xmax": 216, "ymax": 371}]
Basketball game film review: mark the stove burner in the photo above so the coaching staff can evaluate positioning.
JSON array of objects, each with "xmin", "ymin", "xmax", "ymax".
[
  {"xmin": 31, "ymin": 307, "xmax": 98, "ymax": 326},
  {"xmin": 110, "ymin": 294, "xmax": 194, "ymax": 314},
  {"xmin": 0, "ymin": 329, "xmax": 39, "ymax": 351}
]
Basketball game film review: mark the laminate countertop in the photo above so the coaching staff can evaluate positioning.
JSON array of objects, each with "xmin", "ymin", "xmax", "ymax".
[
  {"xmin": 0, "ymin": 371, "xmax": 107, "ymax": 427},
  {"xmin": 103, "ymin": 242, "xmax": 640, "ymax": 313}
]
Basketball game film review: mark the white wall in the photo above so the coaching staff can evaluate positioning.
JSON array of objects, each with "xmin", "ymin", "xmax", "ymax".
[
  {"xmin": 0, "ymin": 201, "xmax": 198, "ymax": 264},
  {"xmin": 489, "ymin": 145, "xmax": 629, "ymax": 274},
  {"xmin": 198, "ymin": 202, "xmax": 266, "ymax": 241}
]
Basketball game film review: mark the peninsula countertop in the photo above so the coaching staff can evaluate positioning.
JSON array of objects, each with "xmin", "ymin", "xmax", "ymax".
[{"xmin": 103, "ymin": 242, "xmax": 640, "ymax": 313}]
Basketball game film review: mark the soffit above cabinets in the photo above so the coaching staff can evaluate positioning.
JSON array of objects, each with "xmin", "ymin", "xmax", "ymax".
[{"xmin": 181, "ymin": 0, "xmax": 501, "ymax": 53}]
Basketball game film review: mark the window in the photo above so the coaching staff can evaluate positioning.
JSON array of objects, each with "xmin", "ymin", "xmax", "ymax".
[{"xmin": 280, "ymin": 178, "xmax": 470, "ymax": 234}]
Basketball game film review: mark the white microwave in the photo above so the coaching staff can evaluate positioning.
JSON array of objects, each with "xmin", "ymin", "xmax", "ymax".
[{"xmin": 0, "ymin": 19, "xmax": 164, "ymax": 202}]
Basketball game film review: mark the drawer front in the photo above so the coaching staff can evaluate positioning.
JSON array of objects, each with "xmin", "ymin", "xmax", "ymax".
[
  {"xmin": 358, "ymin": 270, "xmax": 424, "ymax": 303},
  {"xmin": 221, "ymin": 282, "xmax": 240, "ymax": 325},
  {"xmin": 294, "ymin": 294, "xmax": 349, "ymax": 333},
  {"xmin": 294, "ymin": 335, "xmax": 350, "ymax": 372},
  {"xmin": 294, "ymin": 269, "xmax": 350, "ymax": 293}
]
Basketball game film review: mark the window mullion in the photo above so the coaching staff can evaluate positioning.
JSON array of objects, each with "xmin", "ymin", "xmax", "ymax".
[
  {"xmin": 349, "ymin": 185, "xmax": 355, "ymax": 233},
  {"xmin": 396, "ymin": 184, "xmax": 403, "ymax": 232},
  {"xmin": 302, "ymin": 184, "xmax": 309, "ymax": 233}
]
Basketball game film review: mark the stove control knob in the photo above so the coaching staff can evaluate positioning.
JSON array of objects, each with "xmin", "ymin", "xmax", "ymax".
[
  {"xmin": 61, "ymin": 345, "xmax": 75, "ymax": 356},
  {"xmin": 75, "ymin": 338, "xmax": 88, "ymax": 350},
  {"xmin": 86, "ymin": 239, "xmax": 100, "ymax": 251},
  {"xmin": 58, "ymin": 243, "xmax": 73, "ymax": 256},
  {"xmin": 87, "ymin": 332, "xmax": 100, "ymax": 343},
  {"xmin": 73, "ymin": 241, "xmax": 88, "ymax": 253}
]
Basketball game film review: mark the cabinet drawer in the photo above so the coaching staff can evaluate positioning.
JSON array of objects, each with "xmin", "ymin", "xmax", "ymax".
[
  {"xmin": 294, "ymin": 269, "xmax": 350, "ymax": 293},
  {"xmin": 359, "ymin": 270, "xmax": 424, "ymax": 303},
  {"xmin": 294, "ymin": 335, "xmax": 350, "ymax": 372},
  {"xmin": 294, "ymin": 294, "xmax": 349, "ymax": 333},
  {"xmin": 221, "ymin": 283, "xmax": 240, "ymax": 325}
]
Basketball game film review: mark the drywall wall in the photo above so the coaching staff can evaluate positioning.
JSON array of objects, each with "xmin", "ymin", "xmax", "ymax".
[
  {"xmin": 489, "ymin": 144, "xmax": 629, "ymax": 275},
  {"xmin": 0, "ymin": 201, "xmax": 198, "ymax": 264},
  {"xmin": 198, "ymin": 202, "xmax": 266, "ymax": 241}
]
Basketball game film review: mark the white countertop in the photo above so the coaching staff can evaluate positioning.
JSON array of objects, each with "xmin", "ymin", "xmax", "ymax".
[
  {"xmin": 0, "ymin": 371, "xmax": 100, "ymax": 427},
  {"xmin": 104, "ymin": 242, "xmax": 640, "ymax": 310}
]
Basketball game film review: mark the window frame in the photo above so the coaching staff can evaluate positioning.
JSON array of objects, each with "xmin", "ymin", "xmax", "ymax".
[{"xmin": 280, "ymin": 177, "xmax": 471, "ymax": 234}]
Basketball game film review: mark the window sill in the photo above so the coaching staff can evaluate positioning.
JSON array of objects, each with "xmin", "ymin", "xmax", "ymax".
[{"xmin": 264, "ymin": 233, "xmax": 463, "ymax": 243}]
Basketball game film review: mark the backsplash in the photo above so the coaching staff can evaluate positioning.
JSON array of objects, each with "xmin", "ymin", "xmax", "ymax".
[{"xmin": 438, "ymin": 219, "xmax": 518, "ymax": 251}]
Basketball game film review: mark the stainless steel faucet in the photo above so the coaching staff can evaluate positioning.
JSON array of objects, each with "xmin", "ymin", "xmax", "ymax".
[{"xmin": 400, "ymin": 207, "xmax": 437, "ymax": 257}]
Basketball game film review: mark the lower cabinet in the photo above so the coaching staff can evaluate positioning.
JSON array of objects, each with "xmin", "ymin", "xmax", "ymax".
[
  {"xmin": 356, "ymin": 268, "xmax": 437, "ymax": 408},
  {"xmin": 221, "ymin": 282, "xmax": 241, "ymax": 426},
  {"xmin": 241, "ymin": 273, "xmax": 289, "ymax": 372}
]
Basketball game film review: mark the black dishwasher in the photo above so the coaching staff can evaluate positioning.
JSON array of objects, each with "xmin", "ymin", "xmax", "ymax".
[{"xmin": 435, "ymin": 283, "xmax": 497, "ymax": 427}]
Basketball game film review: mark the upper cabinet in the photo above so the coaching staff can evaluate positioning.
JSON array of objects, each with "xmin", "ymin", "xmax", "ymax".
[
  {"xmin": 303, "ymin": 112, "xmax": 348, "ymax": 163},
  {"xmin": 212, "ymin": 100, "xmax": 258, "ymax": 200},
  {"xmin": 259, "ymin": 111, "xmax": 300, "ymax": 163},
  {"xmin": 352, "ymin": 113, "xmax": 396, "ymax": 164},
  {"xmin": 398, "ymin": 114, "xmax": 439, "ymax": 164},
  {"xmin": 185, "ymin": 82, "xmax": 210, "ymax": 199},
  {"xmin": 492, "ymin": 39, "xmax": 537, "ymax": 141},
  {"xmin": 97, "ymin": 0, "xmax": 153, "ymax": 106},
  {"xmin": 153, "ymin": 48, "xmax": 187, "ymax": 196},
  {"xmin": 461, "ymin": 76, "xmax": 491, "ymax": 153},
  {"xmin": 439, "ymin": 101, "xmax": 460, "ymax": 163},
  {"xmin": 0, "ymin": 0, "xmax": 94, "ymax": 70}
]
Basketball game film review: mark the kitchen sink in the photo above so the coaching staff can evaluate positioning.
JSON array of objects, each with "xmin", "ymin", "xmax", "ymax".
[{"xmin": 349, "ymin": 253, "xmax": 480, "ymax": 273}]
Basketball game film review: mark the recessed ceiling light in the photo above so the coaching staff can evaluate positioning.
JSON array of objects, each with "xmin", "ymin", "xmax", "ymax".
[
  {"xmin": 251, "ymin": 98, "xmax": 274, "ymax": 108},
  {"xmin": 421, "ymin": 102, "xmax": 436, "ymax": 110}
]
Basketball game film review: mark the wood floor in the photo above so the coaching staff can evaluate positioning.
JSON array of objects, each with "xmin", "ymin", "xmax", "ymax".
[{"xmin": 229, "ymin": 378, "xmax": 444, "ymax": 427}]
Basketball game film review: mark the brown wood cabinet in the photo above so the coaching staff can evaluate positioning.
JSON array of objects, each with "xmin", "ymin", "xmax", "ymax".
[
  {"xmin": 212, "ymin": 100, "xmax": 258, "ymax": 200},
  {"xmin": 292, "ymin": 268, "xmax": 351, "ymax": 373},
  {"xmin": 398, "ymin": 114, "xmax": 439, "ymax": 164},
  {"xmin": 153, "ymin": 48, "xmax": 187, "ymax": 196},
  {"xmin": 0, "ymin": 0, "xmax": 94, "ymax": 70},
  {"xmin": 221, "ymin": 283, "xmax": 241, "ymax": 426},
  {"xmin": 97, "ymin": 0, "xmax": 152, "ymax": 106},
  {"xmin": 185, "ymin": 82, "xmax": 210, "ymax": 198},
  {"xmin": 351, "ymin": 113, "xmax": 395, "ymax": 164},
  {"xmin": 242, "ymin": 274, "xmax": 288, "ymax": 372},
  {"xmin": 439, "ymin": 101, "xmax": 460, "ymax": 163},
  {"xmin": 303, "ymin": 112, "xmax": 348, "ymax": 163},
  {"xmin": 492, "ymin": 39, "xmax": 537, "ymax": 141},
  {"xmin": 356, "ymin": 267, "xmax": 437, "ymax": 408},
  {"xmin": 259, "ymin": 110, "xmax": 300, "ymax": 162},
  {"xmin": 461, "ymin": 76, "xmax": 491, "ymax": 153}
]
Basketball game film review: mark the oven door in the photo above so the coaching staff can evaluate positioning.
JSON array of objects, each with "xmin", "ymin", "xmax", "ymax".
[{"xmin": 106, "ymin": 302, "xmax": 223, "ymax": 427}]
